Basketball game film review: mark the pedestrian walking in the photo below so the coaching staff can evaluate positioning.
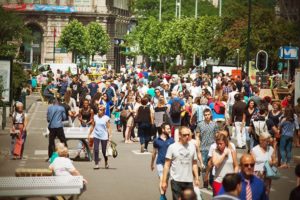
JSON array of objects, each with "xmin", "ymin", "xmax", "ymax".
[
  {"xmin": 251, "ymin": 132, "xmax": 277, "ymax": 196},
  {"xmin": 213, "ymin": 173, "xmax": 242, "ymax": 200},
  {"xmin": 88, "ymin": 105, "xmax": 112, "ymax": 169},
  {"xmin": 195, "ymin": 108, "xmax": 218, "ymax": 168},
  {"xmin": 212, "ymin": 134, "xmax": 239, "ymax": 195},
  {"xmin": 151, "ymin": 123, "xmax": 174, "ymax": 200},
  {"xmin": 10, "ymin": 102, "xmax": 28, "ymax": 159},
  {"xmin": 161, "ymin": 126, "xmax": 200, "ymax": 200},
  {"xmin": 136, "ymin": 97, "xmax": 154, "ymax": 152},
  {"xmin": 217, "ymin": 154, "xmax": 268, "ymax": 200},
  {"xmin": 47, "ymin": 97, "xmax": 68, "ymax": 160},
  {"xmin": 231, "ymin": 93, "xmax": 247, "ymax": 149},
  {"xmin": 278, "ymin": 106, "xmax": 299, "ymax": 169}
]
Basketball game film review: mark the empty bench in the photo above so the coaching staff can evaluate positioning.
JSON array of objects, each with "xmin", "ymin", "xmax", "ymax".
[{"xmin": 0, "ymin": 176, "xmax": 83, "ymax": 199}]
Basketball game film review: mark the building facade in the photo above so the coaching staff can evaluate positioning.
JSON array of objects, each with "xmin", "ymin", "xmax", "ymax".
[{"xmin": 1, "ymin": 0, "xmax": 131, "ymax": 71}]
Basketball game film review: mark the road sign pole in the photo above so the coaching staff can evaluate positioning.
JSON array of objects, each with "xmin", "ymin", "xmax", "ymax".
[{"xmin": 287, "ymin": 59, "xmax": 290, "ymax": 81}]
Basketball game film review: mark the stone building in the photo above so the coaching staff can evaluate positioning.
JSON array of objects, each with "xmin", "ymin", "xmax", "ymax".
[{"xmin": 1, "ymin": 0, "xmax": 132, "ymax": 71}]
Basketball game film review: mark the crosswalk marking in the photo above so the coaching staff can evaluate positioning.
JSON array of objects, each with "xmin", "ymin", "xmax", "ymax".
[
  {"xmin": 34, "ymin": 150, "xmax": 48, "ymax": 155},
  {"xmin": 132, "ymin": 150, "xmax": 151, "ymax": 155}
]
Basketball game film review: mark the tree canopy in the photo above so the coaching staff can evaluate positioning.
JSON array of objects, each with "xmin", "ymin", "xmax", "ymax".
[
  {"xmin": 125, "ymin": 0, "xmax": 300, "ymax": 71},
  {"xmin": 87, "ymin": 22, "xmax": 111, "ymax": 60}
]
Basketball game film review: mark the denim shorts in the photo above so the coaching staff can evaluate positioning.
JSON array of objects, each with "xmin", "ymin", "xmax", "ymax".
[{"xmin": 156, "ymin": 164, "xmax": 164, "ymax": 177}]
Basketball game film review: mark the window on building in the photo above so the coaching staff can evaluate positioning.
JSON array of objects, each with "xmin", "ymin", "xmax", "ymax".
[{"xmin": 113, "ymin": 0, "xmax": 128, "ymax": 10}]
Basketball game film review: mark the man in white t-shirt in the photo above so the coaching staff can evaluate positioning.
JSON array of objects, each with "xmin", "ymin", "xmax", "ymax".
[{"xmin": 161, "ymin": 127, "xmax": 199, "ymax": 200}]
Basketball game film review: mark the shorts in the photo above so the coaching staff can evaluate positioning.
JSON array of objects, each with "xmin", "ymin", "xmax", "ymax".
[{"xmin": 156, "ymin": 164, "xmax": 164, "ymax": 177}]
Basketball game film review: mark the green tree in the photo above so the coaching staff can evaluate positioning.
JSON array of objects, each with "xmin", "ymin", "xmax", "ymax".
[
  {"xmin": 0, "ymin": 7, "xmax": 31, "ymax": 58},
  {"xmin": 217, "ymin": 0, "xmax": 300, "ymax": 68},
  {"xmin": 87, "ymin": 22, "xmax": 111, "ymax": 61},
  {"xmin": 58, "ymin": 19, "xmax": 90, "ymax": 62},
  {"xmin": 132, "ymin": 0, "xmax": 218, "ymax": 21}
]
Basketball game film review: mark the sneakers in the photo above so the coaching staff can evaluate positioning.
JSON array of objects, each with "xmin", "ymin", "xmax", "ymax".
[
  {"xmin": 105, "ymin": 163, "xmax": 109, "ymax": 169},
  {"xmin": 160, "ymin": 194, "xmax": 167, "ymax": 200},
  {"xmin": 93, "ymin": 164, "xmax": 100, "ymax": 169},
  {"xmin": 141, "ymin": 144, "xmax": 145, "ymax": 153}
]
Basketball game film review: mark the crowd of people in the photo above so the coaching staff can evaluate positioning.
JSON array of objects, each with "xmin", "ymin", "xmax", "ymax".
[{"xmin": 10, "ymin": 65, "xmax": 300, "ymax": 200}]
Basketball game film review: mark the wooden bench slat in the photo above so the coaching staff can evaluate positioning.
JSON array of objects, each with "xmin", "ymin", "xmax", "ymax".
[{"xmin": 0, "ymin": 176, "xmax": 83, "ymax": 198}]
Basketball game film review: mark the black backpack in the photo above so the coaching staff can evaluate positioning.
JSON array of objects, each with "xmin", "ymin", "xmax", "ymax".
[{"xmin": 170, "ymin": 101, "xmax": 182, "ymax": 120}]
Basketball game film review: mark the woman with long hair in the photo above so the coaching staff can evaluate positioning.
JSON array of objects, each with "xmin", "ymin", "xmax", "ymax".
[
  {"xmin": 90, "ymin": 92, "xmax": 101, "ymax": 114},
  {"xmin": 268, "ymin": 101, "xmax": 283, "ymax": 164},
  {"xmin": 211, "ymin": 134, "xmax": 239, "ymax": 196},
  {"xmin": 99, "ymin": 93, "xmax": 114, "ymax": 117},
  {"xmin": 75, "ymin": 99, "xmax": 94, "ymax": 159},
  {"xmin": 244, "ymin": 99, "xmax": 257, "ymax": 151},
  {"xmin": 279, "ymin": 106, "xmax": 300, "ymax": 169}
]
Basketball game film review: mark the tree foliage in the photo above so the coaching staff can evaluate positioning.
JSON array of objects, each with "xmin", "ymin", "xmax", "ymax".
[
  {"xmin": 87, "ymin": 22, "xmax": 111, "ymax": 60},
  {"xmin": 58, "ymin": 19, "xmax": 90, "ymax": 61},
  {"xmin": 126, "ymin": 0, "xmax": 300, "ymax": 71},
  {"xmin": 0, "ymin": 7, "xmax": 31, "ymax": 58},
  {"xmin": 132, "ymin": 0, "xmax": 218, "ymax": 21},
  {"xmin": 218, "ymin": 0, "xmax": 300, "ymax": 67}
]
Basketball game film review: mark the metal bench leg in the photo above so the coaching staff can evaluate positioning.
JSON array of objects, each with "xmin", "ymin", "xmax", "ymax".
[{"xmin": 81, "ymin": 139, "xmax": 92, "ymax": 161}]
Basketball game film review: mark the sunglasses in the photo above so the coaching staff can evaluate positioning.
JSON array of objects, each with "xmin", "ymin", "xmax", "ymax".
[
  {"xmin": 243, "ymin": 163, "xmax": 255, "ymax": 168},
  {"xmin": 181, "ymin": 134, "xmax": 190, "ymax": 137}
]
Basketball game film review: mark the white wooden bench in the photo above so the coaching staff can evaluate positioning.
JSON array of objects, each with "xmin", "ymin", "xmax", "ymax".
[
  {"xmin": 44, "ymin": 127, "xmax": 93, "ymax": 161},
  {"xmin": 0, "ymin": 176, "xmax": 83, "ymax": 199}
]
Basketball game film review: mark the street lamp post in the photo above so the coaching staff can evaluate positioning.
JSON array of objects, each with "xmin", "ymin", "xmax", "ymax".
[
  {"xmin": 159, "ymin": 0, "xmax": 162, "ymax": 22},
  {"xmin": 219, "ymin": 0, "xmax": 222, "ymax": 17},
  {"xmin": 245, "ymin": 0, "xmax": 252, "ymax": 75},
  {"xmin": 195, "ymin": 0, "xmax": 198, "ymax": 19},
  {"xmin": 175, "ymin": 0, "xmax": 181, "ymax": 19},
  {"xmin": 193, "ymin": 0, "xmax": 198, "ymax": 66},
  {"xmin": 236, "ymin": 49, "xmax": 240, "ymax": 69}
]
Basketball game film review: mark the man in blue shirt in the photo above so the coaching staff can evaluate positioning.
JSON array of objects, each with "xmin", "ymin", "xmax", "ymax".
[
  {"xmin": 47, "ymin": 97, "xmax": 68, "ymax": 160},
  {"xmin": 151, "ymin": 123, "xmax": 174, "ymax": 200},
  {"xmin": 88, "ymin": 78, "xmax": 99, "ymax": 97},
  {"xmin": 217, "ymin": 154, "xmax": 268, "ymax": 200}
]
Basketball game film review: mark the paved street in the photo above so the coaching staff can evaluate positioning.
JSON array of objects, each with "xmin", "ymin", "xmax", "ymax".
[{"xmin": 0, "ymin": 94, "xmax": 299, "ymax": 200}]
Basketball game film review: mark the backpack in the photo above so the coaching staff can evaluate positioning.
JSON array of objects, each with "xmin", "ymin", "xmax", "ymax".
[
  {"xmin": 170, "ymin": 101, "xmax": 182, "ymax": 120},
  {"xmin": 214, "ymin": 101, "xmax": 225, "ymax": 114}
]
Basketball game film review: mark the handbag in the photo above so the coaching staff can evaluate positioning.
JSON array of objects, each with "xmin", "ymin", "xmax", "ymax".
[
  {"xmin": 110, "ymin": 140, "xmax": 118, "ymax": 158},
  {"xmin": 264, "ymin": 161, "xmax": 280, "ymax": 179},
  {"xmin": 106, "ymin": 143, "xmax": 113, "ymax": 157},
  {"xmin": 264, "ymin": 146, "xmax": 280, "ymax": 180}
]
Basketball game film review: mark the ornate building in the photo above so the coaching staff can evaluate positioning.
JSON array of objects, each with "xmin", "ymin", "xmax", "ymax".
[{"xmin": 1, "ymin": 0, "xmax": 131, "ymax": 71}]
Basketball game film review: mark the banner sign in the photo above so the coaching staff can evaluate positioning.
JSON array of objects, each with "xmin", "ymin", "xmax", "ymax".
[
  {"xmin": 34, "ymin": 5, "xmax": 76, "ymax": 13},
  {"xmin": 2, "ymin": 4, "xmax": 76, "ymax": 13}
]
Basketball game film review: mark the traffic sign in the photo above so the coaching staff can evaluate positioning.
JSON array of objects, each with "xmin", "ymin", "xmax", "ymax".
[{"xmin": 278, "ymin": 46, "xmax": 299, "ymax": 60}]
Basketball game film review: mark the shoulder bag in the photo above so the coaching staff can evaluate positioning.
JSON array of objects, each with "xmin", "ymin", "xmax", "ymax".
[{"xmin": 264, "ymin": 146, "xmax": 280, "ymax": 180}]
